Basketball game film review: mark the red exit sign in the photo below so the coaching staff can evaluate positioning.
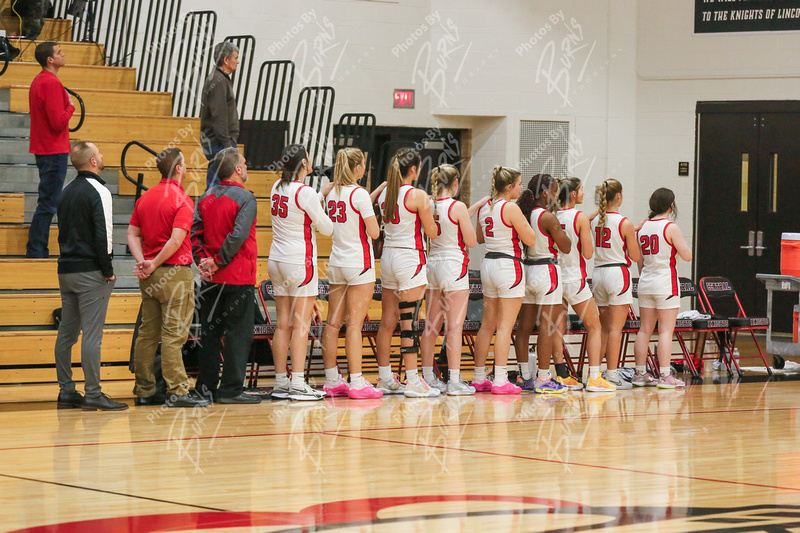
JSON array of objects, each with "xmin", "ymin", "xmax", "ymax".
[{"xmin": 393, "ymin": 89, "xmax": 415, "ymax": 109}]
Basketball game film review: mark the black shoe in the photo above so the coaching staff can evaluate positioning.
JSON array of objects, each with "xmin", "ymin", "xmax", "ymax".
[
  {"xmin": 134, "ymin": 393, "xmax": 166, "ymax": 406},
  {"xmin": 218, "ymin": 393, "xmax": 262, "ymax": 404},
  {"xmin": 166, "ymin": 393, "xmax": 211, "ymax": 408},
  {"xmin": 57, "ymin": 390, "xmax": 84, "ymax": 409},
  {"xmin": 82, "ymin": 393, "xmax": 129, "ymax": 411}
]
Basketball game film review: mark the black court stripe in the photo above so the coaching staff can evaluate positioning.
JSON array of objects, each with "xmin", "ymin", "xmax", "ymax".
[{"xmin": 0, "ymin": 472, "xmax": 228, "ymax": 512}]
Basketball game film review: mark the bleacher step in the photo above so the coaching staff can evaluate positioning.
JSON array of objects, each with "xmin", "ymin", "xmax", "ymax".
[{"xmin": 0, "ymin": 165, "xmax": 118, "ymax": 194}]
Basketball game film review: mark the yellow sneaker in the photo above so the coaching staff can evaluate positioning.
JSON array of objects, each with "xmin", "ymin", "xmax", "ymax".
[
  {"xmin": 586, "ymin": 375, "xmax": 617, "ymax": 393},
  {"xmin": 556, "ymin": 373, "xmax": 584, "ymax": 391}
]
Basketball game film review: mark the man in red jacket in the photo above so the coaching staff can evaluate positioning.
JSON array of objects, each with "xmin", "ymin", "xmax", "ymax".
[
  {"xmin": 26, "ymin": 41, "xmax": 75, "ymax": 258},
  {"xmin": 191, "ymin": 147, "xmax": 260, "ymax": 404}
]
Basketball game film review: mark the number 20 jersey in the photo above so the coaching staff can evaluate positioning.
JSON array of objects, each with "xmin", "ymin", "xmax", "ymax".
[{"xmin": 637, "ymin": 218, "xmax": 679, "ymax": 297}]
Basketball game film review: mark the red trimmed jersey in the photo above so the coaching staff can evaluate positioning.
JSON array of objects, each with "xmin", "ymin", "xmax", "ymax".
[
  {"xmin": 429, "ymin": 197, "xmax": 468, "ymax": 272},
  {"xmin": 479, "ymin": 199, "xmax": 522, "ymax": 259},
  {"xmin": 526, "ymin": 207, "xmax": 558, "ymax": 261},
  {"xmin": 325, "ymin": 184, "xmax": 375, "ymax": 272},
  {"xmin": 269, "ymin": 180, "xmax": 333, "ymax": 267},
  {"xmin": 637, "ymin": 218, "xmax": 680, "ymax": 297},
  {"xmin": 591, "ymin": 212, "xmax": 631, "ymax": 267},
  {"xmin": 557, "ymin": 208, "xmax": 587, "ymax": 284},
  {"xmin": 378, "ymin": 184, "xmax": 425, "ymax": 251}
]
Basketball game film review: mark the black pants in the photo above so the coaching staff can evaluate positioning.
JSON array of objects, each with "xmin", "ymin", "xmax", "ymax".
[{"xmin": 195, "ymin": 282, "xmax": 254, "ymax": 399}]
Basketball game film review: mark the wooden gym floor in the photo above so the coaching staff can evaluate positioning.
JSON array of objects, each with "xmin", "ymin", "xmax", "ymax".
[{"xmin": 1, "ymin": 373, "xmax": 799, "ymax": 532}]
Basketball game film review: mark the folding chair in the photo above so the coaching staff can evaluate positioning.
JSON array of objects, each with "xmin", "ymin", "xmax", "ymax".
[
  {"xmin": 698, "ymin": 276, "xmax": 772, "ymax": 375},
  {"xmin": 673, "ymin": 278, "xmax": 730, "ymax": 377}
]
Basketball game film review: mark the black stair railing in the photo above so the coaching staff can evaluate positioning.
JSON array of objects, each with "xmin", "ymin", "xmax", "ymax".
[
  {"xmin": 224, "ymin": 35, "xmax": 255, "ymax": 120},
  {"xmin": 172, "ymin": 10, "xmax": 217, "ymax": 118},
  {"xmin": 252, "ymin": 60, "xmax": 295, "ymax": 122},
  {"xmin": 65, "ymin": 88, "xmax": 85, "ymax": 132},
  {"xmin": 292, "ymin": 86, "xmax": 335, "ymax": 173},
  {"xmin": 137, "ymin": 0, "xmax": 183, "ymax": 92},
  {"xmin": 120, "ymin": 141, "xmax": 158, "ymax": 202},
  {"xmin": 333, "ymin": 113, "xmax": 376, "ymax": 186}
]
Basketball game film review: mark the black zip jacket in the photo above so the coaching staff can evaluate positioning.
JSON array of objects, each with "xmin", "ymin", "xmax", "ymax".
[{"xmin": 56, "ymin": 171, "xmax": 114, "ymax": 278}]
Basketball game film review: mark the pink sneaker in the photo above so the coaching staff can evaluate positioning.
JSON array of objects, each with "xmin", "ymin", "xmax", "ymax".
[
  {"xmin": 656, "ymin": 374, "xmax": 685, "ymax": 389},
  {"xmin": 323, "ymin": 376, "xmax": 350, "ymax": 397},
  {"xmin": 491, "ymin": 381, "xmax": 522, "ymax": 395},
  {"xmin": 347, "ymin": 383, "xmax": 383, "ymax": 399},
  {"xmin": 471, "ymin": 379, "xmax": 493, "ymax": 392}
]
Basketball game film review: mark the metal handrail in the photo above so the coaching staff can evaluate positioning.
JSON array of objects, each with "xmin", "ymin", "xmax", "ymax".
[
  {"xmin": 120, "ymin": 140, "xmax": 158, "ymax": 201},
  {"xmin": 0, "ymin": 53, "xmax": 8, "ymax": 77},
  {"xmin": 65, "ymin": 88, "xmax": 86, "ymax": 132}
]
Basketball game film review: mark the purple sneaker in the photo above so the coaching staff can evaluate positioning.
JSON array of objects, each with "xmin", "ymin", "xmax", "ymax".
[
  {"xmin": 521, "ymin": 377, "xmax": 537, "ymax": 392},
  {"xmin": 533, "ymin": 378, "xmax": 568, "ymax": 394}
]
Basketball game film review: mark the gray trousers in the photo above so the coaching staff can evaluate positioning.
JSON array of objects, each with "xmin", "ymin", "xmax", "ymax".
[{"xmin": 55, "ymin": 270, "xmax": 115, "ymax": 398}]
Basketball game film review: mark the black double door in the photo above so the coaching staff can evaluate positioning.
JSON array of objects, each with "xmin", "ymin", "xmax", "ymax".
[{"xmin": 696, "ymin": 103, "xmax": 800, "ymax": 332}]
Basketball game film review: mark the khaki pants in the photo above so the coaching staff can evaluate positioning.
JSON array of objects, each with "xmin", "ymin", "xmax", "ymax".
[{"xmin": 134, "ymin": 266, "xmax": 195, "ymax": 396}]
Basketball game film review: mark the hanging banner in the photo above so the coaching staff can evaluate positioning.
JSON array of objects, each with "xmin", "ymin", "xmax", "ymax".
[{"xmin": 695, "ymin": 0, "xmax": 800, "ymax": 33}]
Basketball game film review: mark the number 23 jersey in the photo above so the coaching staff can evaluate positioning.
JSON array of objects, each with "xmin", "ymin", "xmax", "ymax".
[{"xmin": 324, "ymin": 184, "xmax": 375, "ymax": 271}]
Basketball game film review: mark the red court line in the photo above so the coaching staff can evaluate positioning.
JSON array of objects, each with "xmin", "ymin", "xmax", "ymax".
[
  {"xmin": 0, "ymin": 405, "xmax": 795, "ymax": 453},
  {"xmin": 327, "ymin": 432, "xmax": 800, "ymax": 494}
]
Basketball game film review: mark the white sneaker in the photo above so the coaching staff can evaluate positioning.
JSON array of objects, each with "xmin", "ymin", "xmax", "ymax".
[
  {"xmin": 605, "ymin": 375, "xmax": 633, "ymax": 390},
  {"xmin": 446, "ymin": 380, "xmax": 476, "ymax": 396},
  {"xmin": 426, "ymin": 376, "xmax": 447, "ymax": 393},
  {"xmin": 404, "ymin": 378, "xmax": 441, "ymax": 398},
  {"xmin": 376, "ymin": 374, "xmax": 406, "ymax": 395},
  {"xmin": 288, "ymin": 382, "xmax": 326, "ymax": 401},
  {"xmin": 271, "ymin": 382, "xmax": 290, "ymax": 399}
]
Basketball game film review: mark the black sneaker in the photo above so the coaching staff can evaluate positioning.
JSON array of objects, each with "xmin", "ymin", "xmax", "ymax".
[
  {"xmin": 57, "ymin": 390, "xmax": 84, "ymax": 409},
  {"xmin": 166, "ymin": 394, "xmax": 211, "ymax": 408},
  {"xmin": 82, "ymin": 393, "xmax": 129, "ymax": 411}
]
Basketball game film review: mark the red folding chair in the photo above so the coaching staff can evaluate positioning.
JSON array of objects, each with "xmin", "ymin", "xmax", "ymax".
[{"xmin": 698, "ymin": 276, "xmax": 772, "ymax": 375}]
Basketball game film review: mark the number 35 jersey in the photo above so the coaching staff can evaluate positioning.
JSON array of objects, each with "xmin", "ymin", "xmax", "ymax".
[
  {"xmin": 324, "ymin": 184, "xmax": 375, "ymax": 270},
  {"xmin": 269, "ymin": 180, "xmax": 333, "ymax": 265}
]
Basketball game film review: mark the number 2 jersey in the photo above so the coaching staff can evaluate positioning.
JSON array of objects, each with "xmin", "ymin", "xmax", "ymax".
[
  {"xmin": 324, "ymin": 184, "xmax": 375, "ymax": 271},
  {"xmin": 637, "ymin": 218, "xmax": 680, "ymax": 297},
  {"xmin": 268, "ymin": 180, "xmax": 333, "ymax": 266}
]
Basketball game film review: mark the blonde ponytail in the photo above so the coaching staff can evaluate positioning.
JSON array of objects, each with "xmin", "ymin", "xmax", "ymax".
[
  {"xmin": 384, "ymin": 148, "xmax": 421, "ymax": 223},
  {"xmin": 490, "ymin": 165, "xmax": 520, "ymax": 211},
  {"xmin": 333, "ymin": 148, "xmax": 364, "ymax": 195},
  {"xmin": 430, "ymin": 164, "xmax": 459, "ymax": 217},
  {"xmin": 596, "ymin": 178, "xmax": 622, "ymax": 229}
]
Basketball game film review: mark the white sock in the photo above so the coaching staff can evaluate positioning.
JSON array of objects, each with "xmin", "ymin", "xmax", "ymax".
[
  {"xmin": 527, "ymin": 356, "xmax": 536, "ymax": 374},
  {"xmin": 422, "ymin": 366, "xmax": 435, "ymax": 383},
  {"xmin": 494, "ymin": 366, "xmax": 508, "ymax": 384},
  {"xmin": 291, "ymin": 372, "xmax": 305, "ymax": 387},
  {"xmin": 537, "ymin": 369, "xmax": 551, "ymax": 381},
  {"xmin": 406, "ymin": 368, "xmax": 420, "ymax": 383},
  {"xmin": 660, "ymin": 366, "xmax": 670, "ymax": 377},
  {"xmin": 636, "ymin": 365, "xmax": 646, "ymax": 374},
  {"xmin": 349, "ymin": 373, "xmax": 364, "ymax": 388},
  {"xmin": 607, "ymin": 369, "xmax": 618, "ymax": 381},
  {"xmin": 276, "ymin": 372, "xmax": 289, "ymax": 386},
  {"xmin": 520, "ymin": 362, "xmax": 532, "ymax": 381},
  {"xmin": 449, "ymin": 369, "xmax": 461, "ymax": 383},
  {"xmin": 378, "ymin": 365, "xmax": 393, "ymax": 382},
  {"xmin": 589, "ymin": 366, "xmax": 600, "ymax": 379},
  {"xmin": 324, "ymin": 367, "xmax": 339, "ymax": 382},
  {"xmin": 473, "ymin": 366, "xmax": 486, "ymax": 383}
]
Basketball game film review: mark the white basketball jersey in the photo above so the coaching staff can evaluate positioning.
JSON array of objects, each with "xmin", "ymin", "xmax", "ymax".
[
  {"xmin": 479, "ymin": 199, "xmax": 522, "ymax": 259},
  {"xmin": 430, "ymin": 197, "xmax": 468, "ymax": 267},
  {"xmin": 591, "ymin": 212, "xmax": 631, "ymax": 267},
  {"xmin": 526, "ymin": 207, "xmax": 558, "ymax": 261},
  {"xmin": 378, "ymin": 184, "xmax": 425, "ymax": 250},
  {"xmin": 557, "ymin": 208, "xmax": 587, "ymax": 283},
  {"xmin": 325, "ymin": 184, "xmax": 375, "ymax": 271},
  {"xmin": 269, "ymin": 180, "xmax": 329, "ymax": 265},
  {"xmin": 637, "ymin": 218, "xmax": 679, "ymax": 297}
]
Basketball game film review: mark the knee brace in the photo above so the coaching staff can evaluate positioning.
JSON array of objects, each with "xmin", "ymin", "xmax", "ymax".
[{"xmin": 399, "ymin": 299, "xmax": 422, "ymax": 355}]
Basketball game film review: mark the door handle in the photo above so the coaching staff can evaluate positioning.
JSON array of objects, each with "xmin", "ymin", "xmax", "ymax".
[
  {"xmin": 740, "ymin": 230, "xmax": 755, "ymax": 256},
  {"xmin": 755, "ymin": 230, "xmax": 766, "ymax": 256}
]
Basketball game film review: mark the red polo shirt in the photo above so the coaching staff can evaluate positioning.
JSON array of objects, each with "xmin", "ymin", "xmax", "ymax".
[
  {"xmin": 29, "ymin": 70, "xmax": 75, "ymax": 155},
  {"xmin": 130, "ymin": 178, "xmax": 194, "ymax": 265}
]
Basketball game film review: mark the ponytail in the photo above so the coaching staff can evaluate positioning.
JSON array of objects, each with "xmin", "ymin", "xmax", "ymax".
[
  {"xmin": 384, "ymin": 148, "xmax": 421, "ymax": 223},
  {"xmin": 277, "ymin": 144, "xmax": 308, "ymax": 188},
  {"xmin": 596, "ymin": 178, "xmax": 623, "ymax": 229},
  {"xmin": 430, "ymin": 164, "xmax": 459, "ymax": 217},
  {"xmin": 490, "ymin": 165, "xmax": 520, "ymax": 211},
  {"xmin": 558, "ymin": 177, "xmax": 581, "ymax": 209},
  {"xmin": 333, "ymin": 147, "xmax": 364, "ymax": 195}
]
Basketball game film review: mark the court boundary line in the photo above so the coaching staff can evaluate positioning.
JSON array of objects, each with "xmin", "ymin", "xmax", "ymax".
[
  {"xmin": 325, "ymin": 432, "xmax": 800, "ymax": 494},
  {"xmin": 0, "ymin": 472, "xmax": 230, "ymax": 512},
  {"xmin": 0, "ymin": 404, "xmax": 792, "ymax": 453}
]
